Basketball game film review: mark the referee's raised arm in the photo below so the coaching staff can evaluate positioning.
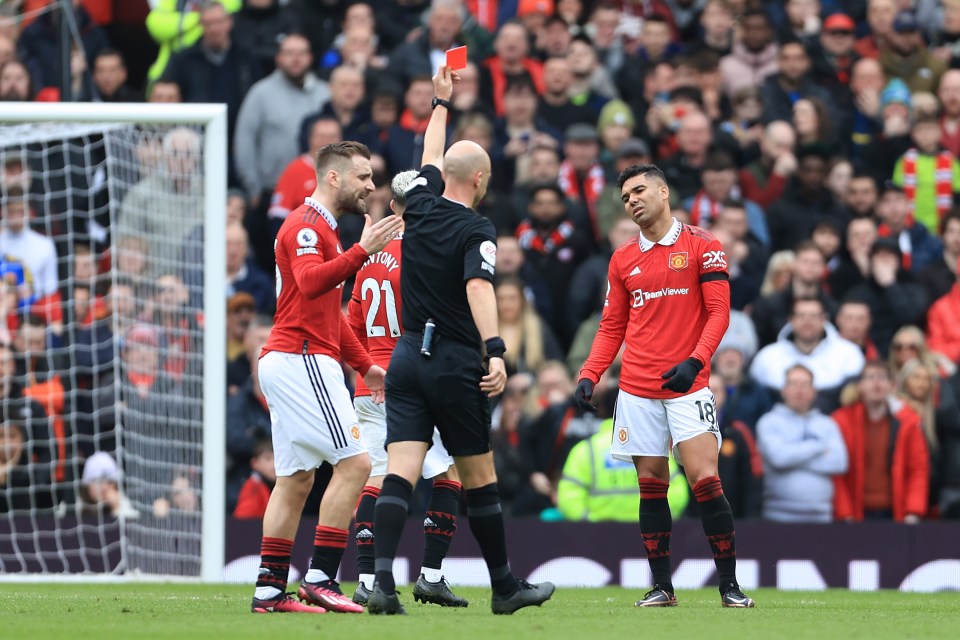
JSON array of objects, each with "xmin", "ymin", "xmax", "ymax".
[{"xmin": 421, "ymin": 65, "xmax": 457, "ymax": 170}]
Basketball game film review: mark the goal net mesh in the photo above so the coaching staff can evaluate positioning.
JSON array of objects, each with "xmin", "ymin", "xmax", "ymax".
[{"xmin": 0, "ymin": 121, "xmax": 207, "ymax": 576}]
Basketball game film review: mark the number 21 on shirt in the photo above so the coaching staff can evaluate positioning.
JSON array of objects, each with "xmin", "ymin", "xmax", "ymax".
[{"xmin": 361, "ymin": 277, "xmax": 400, "ymax": 338}]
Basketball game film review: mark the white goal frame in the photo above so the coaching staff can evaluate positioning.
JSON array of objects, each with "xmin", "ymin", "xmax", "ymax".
[{"xmin": 0, "ymin": 103, "xmax": 227, "ymax": 582}]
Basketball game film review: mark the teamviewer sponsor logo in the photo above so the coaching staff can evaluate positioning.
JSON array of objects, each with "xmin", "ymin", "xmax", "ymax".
[{"xmin": 631, "ymin": 287, "xmax": 690, "ymax": 308}]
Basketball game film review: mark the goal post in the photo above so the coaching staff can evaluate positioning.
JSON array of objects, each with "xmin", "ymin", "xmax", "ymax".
[{"xmin": 0, "ymin": 103, "xmax": 227, "ymax": 582}]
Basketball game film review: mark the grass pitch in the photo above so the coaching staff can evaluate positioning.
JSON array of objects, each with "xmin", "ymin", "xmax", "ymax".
[{"xmin": 1, "ymin": 584, "xmax": 957, "ymax": 640}]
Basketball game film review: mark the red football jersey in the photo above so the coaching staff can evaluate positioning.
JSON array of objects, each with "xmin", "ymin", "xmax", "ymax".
[
  {"xmin": 269, "ymin": 155, "xmax": 317, "ymax": 221},
  {"xmin": 347, "ymin": 235, "xmax": 403, "ymax": 397},
  {"xmin": 579, "ymin": 219, "xmax": 731, "ymax": 399},
  {"xmin": 261, "ymin": 198, "xmax": 374, "ymax": 375}
]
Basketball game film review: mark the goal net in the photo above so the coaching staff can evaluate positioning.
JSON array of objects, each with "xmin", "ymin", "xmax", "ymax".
[{"xmin": 0, "ymin": 104, "xmax": 226, "ymax": 580}]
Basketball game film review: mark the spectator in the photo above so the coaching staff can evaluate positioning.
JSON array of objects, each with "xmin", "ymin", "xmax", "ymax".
[
  {"xmin": 926, "ymin": 271, "xmax": 960, "ymax": 366},
  {"xmin": 225, "ymin": 291, "xmax": 256, "ymax": 391},
  {"xmin": 683, "ymin": 151, "xmax": 770, "ymax": 246},
  {"xmin": 139, "ymin": 274, "xmax": 199, "ymax": 382},
  {"xmin": 231, "ymin": 0, "xmax": 298, "ymax": 74},
  {"xmin": 713, "ymin": 311, "xmax": 772, "ymax": 429},
  {"xmin": 17, "ymin": 0, "xmax": 108, "ymax": 92},
  {"xmin": 829, "ymin": 217, "xmax": 878, "ymax": 299},
  {"xmin": 597, "ymin": 100, "xmax": 635, "ymax": 171},
  {"xmin": 225, "ymin": 223, "xmax": 273, "ymax": 313},
  {"xmin": 87, "ymin": 49, "xmax": 142, "ymax": 102},
  {"xmin": 519, "ymin": 361, "xmax": 601, "ymax": 515},
  {"xmin": 792, "ymin": 97, "xmax": 835, "ymax": 148},
  {"xmin": 380, "ymin": 76, "xmax": 434, "ymax": 174},
  {"xmin": 938, "ymin": 70, "xmax": 960, "ymax": 158},
  {"xmin": 855, "ymin": 0, "xmax": 897, "ymax": 60},
  {"xmin": 809, "ymin": 13, "xmax": 858, "ymax": 111},
  {"xmin": 537, "ymin": 56, "xmax": 595, "ymax": 133},
  {"xmin": 388, "ymin": 0, "xmax": 466, "ymax": 88},
  {"xmin": 718, "ymin": 9, "xmax": 779, "ymax": 98},
  {"xmin": 712, "ymin": 203, "xmax": 768, "ymax": 310},
  {"xmin": 490, "ymin": 374, "xmax": 535, "ymax": 514},
  {"xmin": 80, "ymin": 451, "xmax": 138, "ymax": 519},
  {"xmin": 0, "ymin": 60, "xmax": 34, "ymax": 102},
  {"xmin": 843, "ymin": 172, "xmax": 880, "ymax": 219},
  {"xmin": 861, "ymin": 78, "xmax": 914, "ymax": 185},
  {"xmin": 766, "ymin": 144, "xmax": 851, "ymax": 253},
  {"xmin": 538, "ymin": 13, "xmax": 574, "ymax": 60},
  {"xmin": 146, "ymin": 0, "xmax": 239, "ymax": 84},
  {"xmin": 896, "ymin": 357, "xmax": 960, "ymax": 513},
  {"xmin": 709, "ymin": 372, "xmax": 764, "ymax": 519},
  {"xmin": 566, "ymin": 33, "xmax": 616, "ymax": 113},
  {"xmin": 233, "ymin": 439, "xmax": 276, "ymax": 518},
  {"xmin": 877, "ymin": 179, "xmax": 945, "ymax": 274},
  {"xmin": 233, "ymin": 33, "xmax": 329, "ymax": 211},
  {"xmin": 835, "ymin": 299, "xmax": 879, "ymax": 361},
  {"xmin": 760, "ymin": 41, "xmax": 838, "ymax": 128},
  {"xmin": 888, "ymin": 325, "xmax": 955, "ymax": 380},
  {"xmin": 891, "ymin": 115, "xmax": 960, "ymax": 237},
  {"xmin": 739, "ymin": 121, "xmax": 798, "ymax": 209},
  {"xmin": 757, "ymin": 364, "xmax": 849, "ymax": 522},
  {"xmin": 0, "ymin": 186, "xmax": 59, "ymax": 300},
  {"xmin": 660, "ymin": 111, "xmax": 715, "ymax": 201},
  {"xmin": 450, "ymin": 60, "xmax": 491, "ymax": 116},
  {"xmin": 162, "ymin": 1, "xmax": 262, "ymax": 137},
  {"xmin": 493, "ymin": 75, "xmax": 561, "ymax": 193},
  {"xmin": 750, "ymin": 296, "xmax": 865, "ymax": 413},
  {"xmin": 846, "ymin": 238, "xmax": 929, "ymax": 358},
  {"xmin": 558, "ymin": 123, "xmax": 605, "ymax": 246},
  {"xmin": 719, "ymin": 85, "xmax": 763, "ymax": 158},
  {"xmin": 750, "ymin": 241, "xmax": 837, "ymax": 347},
  {"xmin": 515, "ymin": 182, "xmax": 592, "ymax": 346},
  {"xmin": 595, "ymin": 138, "xmax": 651, "ymax": 239},
  {"xmin": 880, "ymin": 10, "xmax": 945, "ymax": 94},
  {"xmin": 152, "ymin": 468, "xmax": 201, "ymax": 518},
  {"xmin": 496, "ymin": 276, "xmax": 562, "ymax": 377},
  {"xmin": 832, "ymin": 360, "xmax": 929, "ymax": 523},
  {"xmin": 919, "ymin": 209, "xmax": 960, "ymax": 303},
  {"xmin": 147, "ymin": 79, "xmax": 182, "ymax": 103},
  {"xmin": 846, "ymin": 58, "xmax": 886, "ymax": 165},
  {"xmin": 688, "ymin": 0, "xmax": 734, "ymax": 58}
]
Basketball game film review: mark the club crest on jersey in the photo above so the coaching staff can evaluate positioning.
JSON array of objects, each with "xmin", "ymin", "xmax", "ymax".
[
  {"xmin": 351, "ymin": 426, "xmax": 361, "ymax": 441},
  {"xmin": 703, "ymin": 250, "xmax": 728, "ymax": 269},
  {"xmin": 668, "ymin": 252, "xmax": 688, "ymax": 271},
  {"xmin": 617, "ymin": 427, "xmax": 629, "ymax": 444},
  {"xmin": 297, "ymin": 228, "xmax": 318, "ymax": 248}
]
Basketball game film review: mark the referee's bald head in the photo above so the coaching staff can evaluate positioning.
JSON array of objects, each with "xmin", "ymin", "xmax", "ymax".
[{"xmin": 443, "ymin": 140, "xmax": 491, "ymax": 208}]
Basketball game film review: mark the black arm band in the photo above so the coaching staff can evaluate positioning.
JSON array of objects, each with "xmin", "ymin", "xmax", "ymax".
[{"xmin": 484, "ymin": 337, "xmax": 506, "ymax": 359}]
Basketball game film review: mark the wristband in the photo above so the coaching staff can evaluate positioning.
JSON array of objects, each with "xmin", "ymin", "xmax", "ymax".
[
  {"xmin": 484, "ymin": 337, "xmax": 506, "ymax": 359},
  {"xmin": 432, "ymin": 97, "xmax": 452, "ymax": 110}
]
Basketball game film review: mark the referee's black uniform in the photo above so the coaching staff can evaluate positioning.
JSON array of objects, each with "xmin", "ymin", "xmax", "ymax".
[{"xmin": 384, "ymin": 164, "xmax": 498, "ymax": 456}]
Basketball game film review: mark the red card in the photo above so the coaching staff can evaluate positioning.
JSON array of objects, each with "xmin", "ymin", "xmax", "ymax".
[{"xmin": 446, "ymin": 46, "xmax": 468, "ymax": 70}]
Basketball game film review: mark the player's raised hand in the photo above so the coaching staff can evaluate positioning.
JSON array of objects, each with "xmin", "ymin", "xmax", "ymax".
[
  {"xmin": 480, "ymin": 357, "xmax": 507, "ymax": 397},
  {"xmin": 660, "ymin": 358, "xmax": 704, "ymax": 393},
  {"xmin": 359, "ymin": 214, "xmax": 403, "ymax": 255},
  {"xmin": 363, "ymin": 365, "xmax": 387, "ymax": 404},
  {"xmin": 574, "ymin": 379, "xmax": 597, "ymax": 413},
  {"xmin": 433, "ymin": 65, "xmax": 456, "ymax": 101}
]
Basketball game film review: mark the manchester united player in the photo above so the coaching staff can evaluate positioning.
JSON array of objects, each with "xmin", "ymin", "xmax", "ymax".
[
  {"xmin": 576, "ymin": 164, "xmax": 755, "ymax": 609},
  {"xmin": 348, "ymin": 170, "xmax": 468, "ymax": 608},
  {"xmin": 251, "ymin": 141, "xmax": 403, "ymax": 614}
]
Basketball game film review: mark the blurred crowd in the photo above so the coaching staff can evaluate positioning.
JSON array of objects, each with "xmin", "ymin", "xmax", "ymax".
[{"xmin": 1, "ymin": 0, "xmax": 960, "ymax": 526}]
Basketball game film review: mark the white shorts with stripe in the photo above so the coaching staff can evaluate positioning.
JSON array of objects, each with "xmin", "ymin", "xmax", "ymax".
[
  {"xmin": 258, "ymin": 351, "xmax": 367, "ymax": 476},
  {"xmin": 611, "ymin": 386, "xmax": 721, "ymax": 466},
  {"xmin": 354, "ymin": 396, "xmax": 454, "ymax": 479}
]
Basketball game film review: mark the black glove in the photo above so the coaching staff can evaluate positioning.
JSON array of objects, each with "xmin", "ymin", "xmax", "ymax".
[
  {"xmin": 660, "ymin": 358, "xmax": 704, "ymax": 393},
  {"xmin": 574, "ymin": 378, "xmax": 597, "ymax": 412}
]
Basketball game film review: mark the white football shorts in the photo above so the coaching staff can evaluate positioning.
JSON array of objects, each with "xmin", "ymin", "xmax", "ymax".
[
  {"xmin": 610, "ymin": 386, "xmax": 721, "ymax": 466},
  {"xmin": 258, "ymin": 351, "xmax": 367, "ymax": 475},
  {"xmin": 354, "ymin": 395, "xmax": 454, "ymax": 479}
]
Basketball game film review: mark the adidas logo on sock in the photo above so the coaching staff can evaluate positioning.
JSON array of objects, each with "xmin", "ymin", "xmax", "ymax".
[
  {"xmin": 356, "ymin": 528, "xmax": 373, "ymax": 539},
  {"xmin": 423, "ymin": 517, "xmax": 437, "ymax": 527}
]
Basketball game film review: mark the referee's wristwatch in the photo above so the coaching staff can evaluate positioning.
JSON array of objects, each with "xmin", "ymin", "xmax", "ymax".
[{"xmin": 432, "ymin": 97, "xmax": 452, "ymax": 110}]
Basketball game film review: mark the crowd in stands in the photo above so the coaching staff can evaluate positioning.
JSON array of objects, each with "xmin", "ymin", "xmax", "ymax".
[{"xmin": 1, "ymin": 0, "xmax": 960, "ymax": 527}]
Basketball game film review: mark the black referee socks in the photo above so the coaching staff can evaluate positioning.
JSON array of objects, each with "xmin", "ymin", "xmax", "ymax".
[
  {"xmin": 373, "ymin": 474, "xmax": 413, "ymax": 594},
  {"xmin": 466, "ymin": 483, "xmax": 517, "ymax": 597}
]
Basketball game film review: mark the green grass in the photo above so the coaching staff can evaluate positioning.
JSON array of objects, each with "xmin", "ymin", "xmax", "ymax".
[{"xmin": 0, "ymin": 584, "xmax": 958, "ymax": 640}]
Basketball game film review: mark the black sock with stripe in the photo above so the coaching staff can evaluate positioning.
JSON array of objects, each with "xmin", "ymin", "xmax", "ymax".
[
  {"xmin": 466, "ymin": 483, "xmax": 517, "ymax": 597},
  {"xmin": 373, "ymin": 474, "xmax": 412, "ymax": 594}
]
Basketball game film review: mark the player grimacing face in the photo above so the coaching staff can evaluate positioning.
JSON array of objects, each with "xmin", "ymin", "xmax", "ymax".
[
  {"xmin": 335, "ymin": 155, "xmax": 375, "ymax": 216},
  {"xmin": 620, "ymin": 173, "xmax": 669, "ymax": 228}
]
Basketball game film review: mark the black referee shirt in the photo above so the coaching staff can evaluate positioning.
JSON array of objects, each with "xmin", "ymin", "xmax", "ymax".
[{"xmin": 400, "ymin": 164, "xmax": 497, "ymax": 347}]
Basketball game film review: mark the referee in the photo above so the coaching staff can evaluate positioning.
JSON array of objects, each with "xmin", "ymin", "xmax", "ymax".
[{"xmin": 367, "ymin": 66, "xmax": 555, "ymax": 616}]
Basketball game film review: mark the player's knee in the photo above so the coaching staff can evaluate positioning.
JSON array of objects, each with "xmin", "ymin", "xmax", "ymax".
[
  {"xmin": 338, "ymin": 452, "xmax": 373, "ymax": 482},
  {"xmin": 454, "ymin": 460, "xmax": 497, "ymax": 489},
  {"xmin": 434, "ymin": 464, "xmax": 459, "ymax": 483},
  {"xmin": 279, "ymin": 470, "xmax": 315, "ymax": 498}
]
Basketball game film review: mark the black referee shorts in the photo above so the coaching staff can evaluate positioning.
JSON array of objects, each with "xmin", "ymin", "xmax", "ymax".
[{"xmin": 385, "ymin": 333, "xmax": 492, "ymax": 457}]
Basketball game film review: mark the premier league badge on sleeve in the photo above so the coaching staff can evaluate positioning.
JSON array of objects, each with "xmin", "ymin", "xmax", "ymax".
[{"xmin": 297, "ymin": 228, "xmax": 318, "ymax": 247}]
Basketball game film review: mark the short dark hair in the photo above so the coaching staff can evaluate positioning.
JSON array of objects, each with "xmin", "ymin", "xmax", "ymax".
[
  {"xmin": 529, "ymin": 182, "xmax": 566, "ymax": 202},
  {"xmin": 791, "ymin": 295, "xmax": 825, "ymax": 315},
  {"xmin": 94, "ymin": 48, "xmax": 125, "ymax": 67},
  {"xmin": 741, "ymin": 8, "xmax": 771, "ymax": 27},
  {"xmin": 315, "ymin": 141, "xmax": 370, "ymax": 174},
  {"xmin": 2, "ymin": 184, "xmax": 25, "ymax": 200},
  {"xmin": 703, "ymin": 151, "xmax": 736, "ymax": 173},
  {"xmin": 860, "ymin": 359, "xmax": 891, "ymax": 381},
  {"xmin": 785, "ymin": 363, "xmax": 815, "ymax": 384},
  {"xmin": 793, "ymin": 238, "xmax": 823, "ymax": 256},
  {"xmin": 721, "ymin": 197, "xmax": 747, "ymax": 210},
  {"xmin": 645, "ymin": 13, "xmax": 671, "ymax": 27},
  {"xmin": 617, "ymin": 164, "xmax": 666, "ymax": 190},
  {"xmin": 940, "ymin": 207, "xmax": 960, "ymax": 235},
  {"xmin": 504, "ymin": 73, "xmax": 537, "ymax": 96}
]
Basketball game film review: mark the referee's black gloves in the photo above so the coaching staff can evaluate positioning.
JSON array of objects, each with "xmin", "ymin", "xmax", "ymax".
[
  {"xmin": 575, "ymin": 378, "xmax": 597, "ymax": 413},
  {"xmin": 660, "ymin": 358, "xmax": 704, "ymax": 393}
]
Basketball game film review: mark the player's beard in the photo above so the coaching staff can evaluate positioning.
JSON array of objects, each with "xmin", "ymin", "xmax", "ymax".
[{"xmin": 336, "ymin": 186, "xmax": 368, "ymax": 216}]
